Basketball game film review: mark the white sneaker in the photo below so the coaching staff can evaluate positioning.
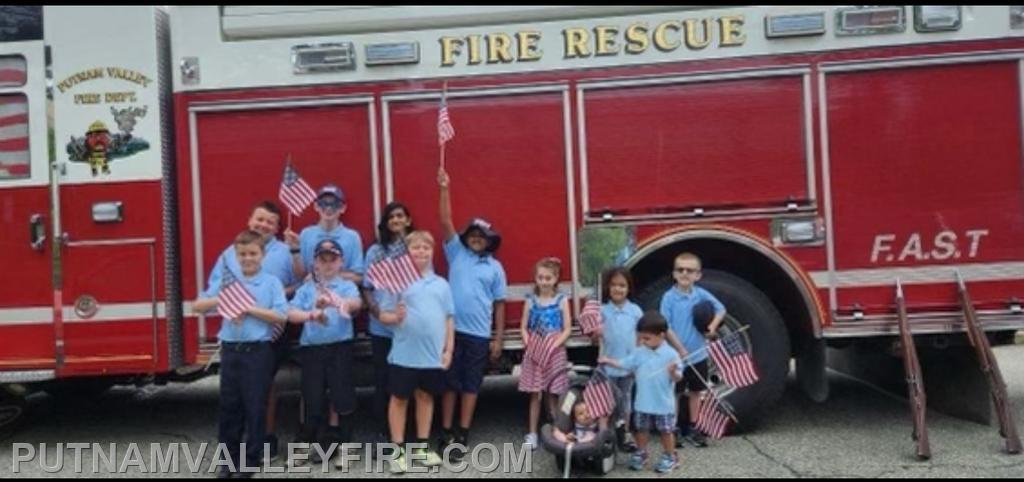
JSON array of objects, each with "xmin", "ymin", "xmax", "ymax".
[{"xmin": 523, "ymin": 432, "xmax": 538, "ymax": 450}]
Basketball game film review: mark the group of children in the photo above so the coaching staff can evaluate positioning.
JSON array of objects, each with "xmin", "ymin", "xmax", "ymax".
[{"xmin": 194, "ymin": 168, "xmax": 727, "ymax": 477}]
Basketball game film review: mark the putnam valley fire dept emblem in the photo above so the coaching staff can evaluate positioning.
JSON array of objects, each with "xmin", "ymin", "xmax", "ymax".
[{"xmin": 66, "ymin": 106, "xmax": 150, "ymax": 176}]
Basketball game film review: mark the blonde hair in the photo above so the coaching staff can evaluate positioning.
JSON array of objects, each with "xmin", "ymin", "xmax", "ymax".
[
  {"xmin": 233, "ymin": 229, "xmax": 264, "ymax": 252},
  {"xmin": 533, "ymin": 256, "xmax": 562, "ymax": 295},
  {"xmin": 404, "ymin": 230, "xmax": 435, "ymax": 248},
  {"xmin": 674, "ymin": 252, "xmax": 702, "ymax": 268}
]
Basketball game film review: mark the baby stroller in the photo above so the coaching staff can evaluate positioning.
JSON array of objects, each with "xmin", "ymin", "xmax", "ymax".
[{"xmin": 539, "ymin": 366, "xmax": 620, "ymax": 477}]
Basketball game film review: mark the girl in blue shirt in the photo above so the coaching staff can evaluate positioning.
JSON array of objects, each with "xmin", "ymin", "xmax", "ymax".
[
  {"xmin": 518, "ymin": 257, "xmax": 572, "ymax": 450},
  {"xmin": 595, "ymin": 267, "xmax": 643, "ymax": 452}
]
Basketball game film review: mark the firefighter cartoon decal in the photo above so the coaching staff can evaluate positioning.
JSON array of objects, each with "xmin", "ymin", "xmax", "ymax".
[{"xmin": 67, "ymin": 106, "xmax": 150, "ymax": 176}]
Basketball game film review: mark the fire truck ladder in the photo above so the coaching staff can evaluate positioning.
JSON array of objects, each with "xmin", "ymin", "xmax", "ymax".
[
  {"xmin": 955, "ymin": 271, "xmax": 1023, "ymax": 455},
  {"xmin": 894, "ymin": 278, "xmax": 931, "ymax": 460}
]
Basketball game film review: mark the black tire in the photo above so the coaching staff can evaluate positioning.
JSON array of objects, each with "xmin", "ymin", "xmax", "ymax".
[
  {"xmin": 0, "ymin": 390, "xmax": 27, "ymax": 439},
  {"xmin": 635, "ymin": 269, "xmax": 791, "ymax": 433},
  {"xmin": 990, "ymin": 330, "xmax": 1019, "ymax": 346},
  {"xmin": 42, "ymin": 378, "xmax": 115, "ymax": 400}
]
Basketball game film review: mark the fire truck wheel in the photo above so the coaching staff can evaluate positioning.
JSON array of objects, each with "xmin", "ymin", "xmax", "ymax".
[
  {"xmin": 42, "ymin": 378, "xmax": 115, "ymax": 400},
  {"xmin": 636, "ymin": 269, "xmax": 791, "ymax": 433},
  {"xmin": 0, "ymin": 390, "xmax": 27, "ymax": 439},
  {"xmin": 990, "ymin": 330, "xmax": 1019, "ymax": 346}
]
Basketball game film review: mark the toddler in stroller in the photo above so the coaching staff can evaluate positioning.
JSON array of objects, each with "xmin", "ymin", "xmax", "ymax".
[{"xmin": 539, "ymin": 367, "xmax": 619, "ymax": 476}]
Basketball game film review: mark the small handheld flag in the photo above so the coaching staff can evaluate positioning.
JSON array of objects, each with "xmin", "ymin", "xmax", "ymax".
[{"xmin": 278, "ymin": 160, "xmax": 317, "ymax": 216}]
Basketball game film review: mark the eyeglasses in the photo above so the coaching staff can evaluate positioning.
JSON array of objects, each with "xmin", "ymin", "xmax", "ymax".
[
  {"xmin": 673, "ymin": 267, "xmax": 700, "ymax": 274},
  {"xmin": 317, "ymin": 199, "xmax": 341, "ymax": 209}
]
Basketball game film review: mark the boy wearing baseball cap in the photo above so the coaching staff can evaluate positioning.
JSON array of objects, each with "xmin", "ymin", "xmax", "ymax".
[
  {"xmin": 286, "ymin": 239, "xmax": 362, "ymax": 467},
  {"xmin": 285, "ymin": 184, "xmax": 365, "ymax": 285}
]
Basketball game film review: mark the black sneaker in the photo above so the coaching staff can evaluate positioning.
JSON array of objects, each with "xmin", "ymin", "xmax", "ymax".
[
  {"xmin": 615, "ymin": 426, "xmax": 638, "ymax": 452},
  {"xmin": 685, "ymin": 427, "xmax": 708, "ymax": 448},
  {"xmin": 264, "ymin": 433, "xmax": 279, "ymax": 463},
  {"xmin": 215, "ymin": 467, "xmax": 233, "ymax": 479},
  {"xmin": 450, "ymin": 430, "xmax": 469, "ymax": 460},
  {"xmin": 674, "ymin": 428, "xmax": 686, "ymax": 448},
  {"xmin": 436, "ymin": 428, "xmax": 455, "ymax": 452}
]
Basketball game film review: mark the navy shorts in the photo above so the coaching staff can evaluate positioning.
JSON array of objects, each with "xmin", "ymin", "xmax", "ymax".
[
  {"xmin": 677, "ymin": 359, "xmax": 709, "ymax": 393},
  {"xmin": 445, "ymin": 333, "xmax": 490, "ymax": 394},
  {"xmin": 388, "ymin": 364, "xmax": 445, "ymax": 400}
]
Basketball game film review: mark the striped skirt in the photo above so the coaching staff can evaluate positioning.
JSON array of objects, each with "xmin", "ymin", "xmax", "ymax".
[{"xmin": 518, "ymin": 333, "xmax": 569, "ymax": 394}]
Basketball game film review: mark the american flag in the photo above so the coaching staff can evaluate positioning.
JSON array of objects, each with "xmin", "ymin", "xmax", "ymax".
[
  {"xmin": 525, "ymin": 331, "xmax": 560, "ymax": 368},
  {"xmin": 708, "ymin": 331, "xmax": 759, "ymax": 387},
  {"xmin": 437, "ymin": 93, "xmax": 455, "ymax": 146},
  {"xmin": 366, "ymin": 253, "xmax": 421, "ymax": 294},
  {"xmin": 317, "ymin": 282, "xmax": 348, "ymax": 312},
  {"xmin": 694, "ymin": 394, "xmax": 731, "ymax": 440},
  {"xmin": 217, "ymin": 267, "xmax": 257, "ymax": 321},
  {"xmin": 278, "ymin": 161, "xmax": 317, "ymax": 216},
  {"xmin": 0, "ymin": 67, "xmax": 30, "ymax": 178},
  {"xmin": 582, "ymin": 377, "xmax": 615, "ymax": 419},
  {"xmin": 577, "ymin": 298, "xmax": 602, "ymax": 335}
]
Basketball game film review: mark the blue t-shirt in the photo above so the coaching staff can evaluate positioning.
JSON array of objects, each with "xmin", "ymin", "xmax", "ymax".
[
  {"xmin": 298, "ymin": 223, "xmax": 365, "ymax": 275},
  {"xmin": 620, "ymin": 341, "xmax": 681, "ymax": 415},
  {"xmin": 204, "ymin": 238, "xmax": 296, "ymax": 293},
  {"xmin": 204, "ymin": 272, "xmax": 288, "ymax": 343},
  {"xmin": 601, "ymin": 300, "xmax": 642, "ymax": 378},
  {"xmin": 444, "ymin": 237, "xmax": 507, "ymax": 339},
  {"xmin": 659, "ymin": 285, "xmax": 725, "ymax": 363},
  {"xmin": 289, "ymin": 276, "xmax": 360, "ymax": 345},
  {"xmin": 526, "ymin": 292, "xmax": 567, "ymax": 335},
  {"xmin": 363, "ymin": 240, "xmax": 407, "ymax": 338},
  {"xmin": 388, "ymin": 272, "xmax": 455, "ymax": 369}
]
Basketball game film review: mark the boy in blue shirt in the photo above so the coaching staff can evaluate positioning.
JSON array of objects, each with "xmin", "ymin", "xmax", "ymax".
[
  {"xmin": 378, "ymin": 230, "xmax": 455, "ymax": 473},
  {"xmin": 285, "ymin": 184, "xmax": 365, "ymax": 284},
  {"xmin": 437, "ymin": 167, "xmax": 507, "ymax": 456},
  {"xmin": 600, "ymin": 311, "xmax": 683, "ymax": 473},
  {"xmin": 660, "ymin": 252, "xmax": 726, "ymax": 448},
  {"xmin": 202, "ymin": 200, "xmax": 295, "ymax": 460},
  {"xmin": 193, "ymin": 229, "xmax": 288, "ymax": 478},
  {"xmin": 286, "ymin": 239, "xmax": 362, "ymax": 467}
]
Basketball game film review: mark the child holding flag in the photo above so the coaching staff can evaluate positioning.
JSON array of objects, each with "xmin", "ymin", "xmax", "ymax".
[
  {"xmin": 285, "ymin": 184, "xmax": 365, "ymax": 284},
  {"xmin": 377, "ymin": 230, "xmax": 454, "ymax": 473},
  {"xmin": 660, "ymin": 252, "xmax": 726, "ymax": 447},
  {"xmin": 193, "ymin": 229, "xmax": 288, "ymax": 478},
  {"xmin": 363, "ymin": 202, "xmax": 416, "ymax": 444},
  {"xmin": 518, "ymin": 257, "xmax": 572, "ymax": 450},
  {"xmin": 437, "ymin": 167, "xmax": 508, "ymax": 456},
  {"xmin": 592, "ymin": 267, "xmax": 643, "ymax": 452},
  {"xmin": 599, "ymin": 311, "xmax": 683, "ymax": 473},
  {"xmin": 285, "ymin": 239, "xmax": 362, "ymax": 467}
]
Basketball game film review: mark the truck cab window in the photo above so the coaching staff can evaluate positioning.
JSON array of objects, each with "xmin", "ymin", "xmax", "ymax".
[{"xmin": 0, "ymin": 93, "xmax": 29, "ymax": 179}]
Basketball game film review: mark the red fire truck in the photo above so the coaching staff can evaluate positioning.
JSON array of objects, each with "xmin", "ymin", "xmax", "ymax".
[{"xmin": 2, "ymin": 6, "xmax": 1023, "ymax": 434}]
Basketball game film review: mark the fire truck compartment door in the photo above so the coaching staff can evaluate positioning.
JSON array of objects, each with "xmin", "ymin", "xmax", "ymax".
[{"xmin": 0, "ymin": 18, "xmax": 59, "ymax": 372}]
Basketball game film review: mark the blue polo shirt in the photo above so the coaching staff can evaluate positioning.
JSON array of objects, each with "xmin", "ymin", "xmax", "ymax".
[
  {"xmin": 205, "ymin": 238, "xmax": 296, "ymax": 292},
  {"xmin": 388, "ymin": 272, "xmax": 455, "ymax": 369},
  {"xmin": 620, "ymin": 341, "xmax": 681, "ymax": 415},
  {"xmin": 298, "ymin": 223, "xmax": 365, "ymax": 275},
  {"xmin": 204, "ymin": 272, "xmax": 288, "ymax": 343},
  {"xmin": 444, "ymin": 236, "xmax": 507, "ymax": 339},
  {"xmin": 363, "ymin": 240, "xmax": 406, "ymax": 338},
  {"xmin": 659, "ymin": 285, "xmax": 725, "ymax": 364},
  {"xmin": 289, "ymin": 276, "xmax": 360, "ymax": 345},
  {"xmin": 601, "ymin": 300, "xmax": 643, "ymax": 378}
]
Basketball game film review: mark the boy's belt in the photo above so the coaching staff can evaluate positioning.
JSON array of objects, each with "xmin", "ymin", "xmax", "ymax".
[{"xmin": 221, "ymin": 341, "xmax": 271, "ymax": 352}]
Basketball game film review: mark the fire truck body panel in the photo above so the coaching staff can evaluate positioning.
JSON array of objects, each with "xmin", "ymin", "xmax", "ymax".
[
  {"xmin": 0, "ymin": 7, "xmax": 176, "ymax": 380},
  {"xmin": 0, "ymin": 6, "xmax": 1022, "ymax": 397}
]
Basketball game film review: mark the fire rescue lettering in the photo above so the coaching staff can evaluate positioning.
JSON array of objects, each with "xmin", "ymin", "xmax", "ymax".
[
  {"xmin": 870, "ymin": 230, "xmax": 989, "ymax": 264},
  {"xmin": 439, "ymin": 15, "xmax": 746, "ymax": 67}
]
